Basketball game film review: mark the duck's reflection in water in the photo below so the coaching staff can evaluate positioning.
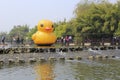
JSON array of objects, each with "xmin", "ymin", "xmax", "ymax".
[{"xmin": 35, "ymin": 62, "xmax": 55, "ymax": 80}]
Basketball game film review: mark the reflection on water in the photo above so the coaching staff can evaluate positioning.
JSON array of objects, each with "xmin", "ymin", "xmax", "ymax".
[
  {"xmin": 35, "ymin": 62, "xmax": 54, "ymax": 80},
  {"xmin": 0, "ymin": 59, "xmax": 120, "ymax": 80},
  {"xmin": 34, "ymin": 59, "xmax": 120, "ymax": 80}
]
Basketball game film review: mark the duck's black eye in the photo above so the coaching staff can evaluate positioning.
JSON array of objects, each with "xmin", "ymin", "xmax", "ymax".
[
  {"xmin": 40, "ymin": 24, "xmax": 44, "ymax": 27},
  {"xmin": 52, "ymin": 25, "xmax": 54, "ymax": 28}
]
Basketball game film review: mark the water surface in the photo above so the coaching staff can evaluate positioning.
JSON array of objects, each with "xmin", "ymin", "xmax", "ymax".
[{"xmin": 0, "ymin": 58, "xmax": 120, "ymax": 80}]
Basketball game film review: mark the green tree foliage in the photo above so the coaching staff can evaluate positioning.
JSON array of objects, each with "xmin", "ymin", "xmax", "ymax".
[
  {"xmin": 114, "ymin": 1, "xmax": 120, "ymax": 37},
  {"xmin": 9, "ymin": 25, "xmax": 29, "ymax": 39},
  {"xmin": 114, "ymin": 21, "xmax": 120, "ymax": 36},
  {"xmin": 73, "ymin": 0, "xmax": 120, "ymax": 40},
  {"xmin": 27, "ymin": 26, "xmax": 37, "ymax": 39},
  {"xmin": 54, "ymin": 20, "xmax": 67, "ymax": 37},
  {"xmin": 53, "ymin": 0, "xmax": 120, "ymax": 45}
]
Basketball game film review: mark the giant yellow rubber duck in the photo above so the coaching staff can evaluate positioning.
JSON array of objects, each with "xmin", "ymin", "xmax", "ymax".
[{"xmin": 32, "ymin": 20, "xmax": 57, "ymax": 46}]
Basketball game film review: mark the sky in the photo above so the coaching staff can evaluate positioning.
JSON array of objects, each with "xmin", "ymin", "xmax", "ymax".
[{"xmin": 0, "ymin": 0, "xmax": 117, "ymax": 32}]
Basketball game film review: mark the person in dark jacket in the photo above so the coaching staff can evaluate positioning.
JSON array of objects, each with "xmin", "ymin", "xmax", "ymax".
[{"xmin": 1, "ymin": 36, "xmax": 5, "ymax": 44}]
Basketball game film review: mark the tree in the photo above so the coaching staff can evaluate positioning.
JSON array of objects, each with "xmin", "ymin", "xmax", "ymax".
[
  {"xmin": 72, "ymin": 0, "xmax": 120, "ymax": 45},
  {"xmin": 9, "ymin": 24, "xmax": 29, "ymax": 40},
  {"xmin": 27, "ymin": 26, "xmax": 37, "ymax": 39}
]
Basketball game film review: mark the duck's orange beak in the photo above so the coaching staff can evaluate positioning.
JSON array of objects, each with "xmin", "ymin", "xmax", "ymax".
[{"xmin": 45, "ymin": 27, "xmax": 51, "ymax": 31}]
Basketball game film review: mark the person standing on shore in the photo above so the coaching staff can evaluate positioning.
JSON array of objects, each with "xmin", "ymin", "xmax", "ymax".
[
  {"xmin": 1, "ymin": 35, "xmax": 5, "ymax": 45},
  {"xmin": 65, "ymin": 36, "xmax": 69, "ymax": 46},
  {"xmin": 16, "ymin": 36, "xmax": 20, "ymax": 45}
]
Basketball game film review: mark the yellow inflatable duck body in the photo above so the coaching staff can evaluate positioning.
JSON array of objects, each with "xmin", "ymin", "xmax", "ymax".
[{"xmin": 32, "ymin": 20, "xmax": 57, "ymax": 46}]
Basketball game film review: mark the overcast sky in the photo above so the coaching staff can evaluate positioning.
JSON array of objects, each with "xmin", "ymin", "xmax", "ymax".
[{"xmin": 0, "ymin": 0, "xmax": 117, "ymax": 32}]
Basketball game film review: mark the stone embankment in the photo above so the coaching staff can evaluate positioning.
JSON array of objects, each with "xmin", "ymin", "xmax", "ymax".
[{"xmin": 0, "ymin": 46, "xmax": 120, "ymax": 66}]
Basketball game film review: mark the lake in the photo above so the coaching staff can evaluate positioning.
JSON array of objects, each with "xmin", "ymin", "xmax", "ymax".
[{"xmin": 0, "ymin": 57, "xmax": 120, "ymax": 80}]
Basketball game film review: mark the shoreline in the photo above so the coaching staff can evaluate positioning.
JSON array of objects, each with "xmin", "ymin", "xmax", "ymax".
[{"xmin": 0, "ymin": 46, "xmax": 120, "ymax": 65}]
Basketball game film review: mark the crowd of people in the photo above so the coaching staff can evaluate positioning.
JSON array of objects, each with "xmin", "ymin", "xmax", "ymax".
[
  {"xmin": 11, "ymin": 36, "xmax": 24, "ymax": 45},
  {"xmin": 1, "ymin": 34, "xmax": 120, "ymax": 47},
  {"xmin": 0, "ymin": 35, "xmax": 24, "ymax": 46},
  {"xmin": 57, "ymin": 35, "xmax": 73, "ymax": 46}
]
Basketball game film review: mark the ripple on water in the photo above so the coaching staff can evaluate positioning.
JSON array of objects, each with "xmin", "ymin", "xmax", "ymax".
[{"xmin": 0, "ymin": 65, "xmax": 36, "ymax": 80}]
